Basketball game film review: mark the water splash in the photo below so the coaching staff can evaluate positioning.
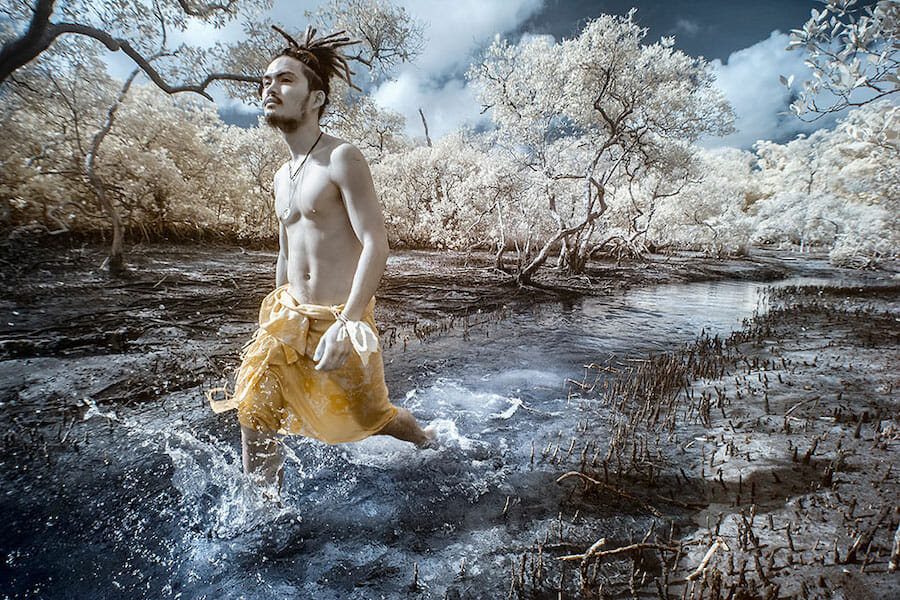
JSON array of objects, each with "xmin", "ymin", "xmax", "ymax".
[{"xmin": 10, "ymin": 276, "xmax": 855, "ymax": 599}]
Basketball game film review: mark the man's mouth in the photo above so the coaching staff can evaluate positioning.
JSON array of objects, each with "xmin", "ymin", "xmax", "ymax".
[{"xmin": 264, "ymin": 97, "xmax": 280, "ymax": 107}]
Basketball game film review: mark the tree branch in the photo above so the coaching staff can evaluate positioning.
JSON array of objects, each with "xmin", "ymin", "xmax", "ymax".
[
  {"xmin": 1, "ymin": 13, "xmax": 260, "ymax": 99},
  {"xmin": 175, "ymin": 0, "xmax": 238, "ymax": 18},
  {"xmin": 0, "ymin": 0, "xmax": 56, "ymax": 83}
]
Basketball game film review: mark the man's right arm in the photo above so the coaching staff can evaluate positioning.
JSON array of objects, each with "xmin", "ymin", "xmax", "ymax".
[
  {"xmin": 276, "ymin": 219, "xmax": 288, "ymax": 287},
  {"xmin": 274, "ymin": 168, "xmax": 288, "ymax": 288}
]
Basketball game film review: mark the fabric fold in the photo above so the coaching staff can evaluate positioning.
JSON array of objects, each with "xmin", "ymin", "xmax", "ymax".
[{"xmin": 208, "ymin": 285, "xmax": 396, "ymax": 444}]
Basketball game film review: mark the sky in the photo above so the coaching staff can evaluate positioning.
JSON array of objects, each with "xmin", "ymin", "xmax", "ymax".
[{"xmin": 109, "ymin": 0, "xmax": 881, "ymax": 149}]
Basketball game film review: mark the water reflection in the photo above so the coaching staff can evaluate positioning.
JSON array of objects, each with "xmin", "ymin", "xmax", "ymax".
[{"xmin": 2, "ymin": 275, "xmax": 863, "ymax": 599}]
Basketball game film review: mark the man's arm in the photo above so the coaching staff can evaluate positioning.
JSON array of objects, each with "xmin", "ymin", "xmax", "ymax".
[
  {"xmin": 312, "ymin": 142, "xmax": 388, "ymax": 371},
  {"xmin": 276, "ymin": 219, "xmax": 288, "ymax": 287},
  {"xmin": 274, "ymin": 168, "xmax": 288, "ymax": 287},
  {"xmin": 329, "ymin": 142, "xmax": 389, "ymax": 321}
]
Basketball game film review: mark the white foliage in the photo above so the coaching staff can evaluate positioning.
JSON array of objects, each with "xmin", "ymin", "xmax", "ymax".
[
  {"xmin": 785, "ymin": 0, "xmax": 900, "ymax": 117},
  {"xmin": 373, "ymin": 131, "xmax": 542, "ymax": 251},
  {"xmin": 746, "ymin": 101, "xmax": 899, "ymax": 264},
  {"xmin": 466, "ymin": 11, "xmax": 733, "ymax": 273},
  {"xmin": 649, "ymin": 148, "xmax": 757, "ymax": 255}
]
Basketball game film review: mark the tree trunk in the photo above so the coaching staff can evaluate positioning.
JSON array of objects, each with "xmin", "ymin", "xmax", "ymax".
[
  {"xmin": 418, "ymin": 107, "xmax": 432, "ymax": 148},
  {"xmin": 494, "ymin": 200, "xmax": 506, "ymax": 270},
  {"xmin": 517, "ymin": 224, "xmax": 582, "ymax": 285},
  {"xmin": 85, "ymin": 69, "xmax": 138, "ymax": 276},
  {"xmin": 520, "ymin": 172, "xmax": 608, "ymax": 283},
  {"xmin": 556, "ymin": 238, "xmax": 568, "ymax": 271},
  {"xmin": 0, "ymin": 0, "xmax": 56, "ymax": 84},
  {"xmin": 91, "ymin": 178, "xmax": 126, "ymax": 275}
]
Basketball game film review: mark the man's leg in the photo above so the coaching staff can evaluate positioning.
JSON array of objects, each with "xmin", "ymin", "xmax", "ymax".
[
  {"xmin": 375, "ymin": 407, "xmax": 434, "ymax": 446},
  {"xmin": 240, "ymin": 424, "xmax": 285, "ymax": 491}
]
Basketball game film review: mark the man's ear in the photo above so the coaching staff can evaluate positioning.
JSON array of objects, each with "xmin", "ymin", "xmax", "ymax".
[{"xmin": 313, "ymin": 90, "xmax": 326, "ymax": 109}]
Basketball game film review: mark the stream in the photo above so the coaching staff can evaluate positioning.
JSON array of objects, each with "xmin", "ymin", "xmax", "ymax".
[{"xmin": 0, "ymin": 254, "xmax": 875, "ymax": 599}]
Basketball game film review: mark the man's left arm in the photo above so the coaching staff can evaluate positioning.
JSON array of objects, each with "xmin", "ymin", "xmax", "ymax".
[
  {"xmin": 332, "ymin": 143, "xmax": 389, "ymax": 321},
  {"xmin": 313, "ymin": 143, "xmax": 389, "ymax": 371}
]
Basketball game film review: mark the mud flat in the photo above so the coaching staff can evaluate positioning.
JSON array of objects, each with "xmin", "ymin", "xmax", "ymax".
[
  {"xmin": 0, "ymin": 241, "xmax": 793, "ymax": 361},
  {"xmin": 536, "ymin": 283, "xmax": 900, "ymax": 599},
  {"xmin": 0, "ymin": 240, "xmax": 896, "ymax": 599}
]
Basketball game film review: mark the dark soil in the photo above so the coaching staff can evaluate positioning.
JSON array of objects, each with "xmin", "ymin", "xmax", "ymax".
[
  {"xmin": 1, "ymin": 238, "xmax": 897, "ymax": 599},
  {"xmin": 535, "ymin": 283, "xmax": 900, "ymax": 599}
]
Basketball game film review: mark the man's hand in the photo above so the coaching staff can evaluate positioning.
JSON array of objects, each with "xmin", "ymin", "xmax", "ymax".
[{"xmin": 313, "ymin": 322, "xmax": 352, "ymax": 371}]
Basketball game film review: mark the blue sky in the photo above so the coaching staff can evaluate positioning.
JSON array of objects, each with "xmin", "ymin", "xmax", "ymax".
[
  {"xmin": 109, "ymin": 0, "xmax": 881, "ymax": 149},
  {"xmin": 368, "ymin": 0, "xmax": 875, "ymax": 148}
]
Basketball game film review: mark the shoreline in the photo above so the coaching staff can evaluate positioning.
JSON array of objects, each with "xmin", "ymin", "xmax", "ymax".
[
  {"xmin": 0, "ymin": 241, "xmax": 817, "ymax": 358},
  {"xmin": 0, "ymin": 243, "xmax": 897, "ymax": 599},
  {"xmin": 532, "ymin": 283, "xmax": 900, "ymax": 599}
]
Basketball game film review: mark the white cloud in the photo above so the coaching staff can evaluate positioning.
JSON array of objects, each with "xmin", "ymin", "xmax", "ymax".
[
  {"xmin": 373, "ymin": 0, "xmax": 544, "ymax": 138},
  {"xmin": 674, "ymin": 18, "xmax": 701, "ymax": 36},
  {"xmin": 702, "ymin": 30, "xmax": 841, "ymax": 149},
  {"xmin": 395, "ymin": 0, "xmax": 544, "ymax": 73},
  {"xmin": 373, "ymin": 70, "xmax": 489, "ymax": 140}
]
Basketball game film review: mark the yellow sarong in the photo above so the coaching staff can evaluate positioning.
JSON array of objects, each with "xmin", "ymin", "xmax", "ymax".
[{"xmin": 210, "ymin": 285, "xmax": 398, "ymax": 444}]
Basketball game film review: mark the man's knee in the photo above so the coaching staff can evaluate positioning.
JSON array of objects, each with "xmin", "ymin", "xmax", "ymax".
[{"xmin": 241, "ymin": 424, "xmax": 282, "ymax": 453}]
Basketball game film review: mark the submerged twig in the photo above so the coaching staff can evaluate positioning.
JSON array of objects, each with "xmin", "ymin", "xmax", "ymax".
[
  {"xmin": 685, "ymin": 538, "xmax": 729, "ymax": 581},
  {"xmin": 556, "ymin": 471, "xmax": 665, "ymax": 519}
]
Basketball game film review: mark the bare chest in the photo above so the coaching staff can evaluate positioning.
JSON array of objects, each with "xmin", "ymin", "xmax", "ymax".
[{"xmin": 274, "ymin": 164, "xmax": 343, "ymax": 225}]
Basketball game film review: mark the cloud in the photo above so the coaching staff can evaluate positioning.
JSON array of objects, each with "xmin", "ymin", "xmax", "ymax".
[
  {"xmin": 702, "ymin": 30, "xmax": 841, "ymax": 149},
  {"xmin": 673, "ymin": 18, "xmax": 701, "ymax": 36},
  {"xmin": 101, "ymin": 0, "xmax": 543, "ymax": 135},
  {"xmin": 395, "ymin": 0, "xmax": 544, "ymax": 74},
  {"xmin": 373, "ymin": 0, "xmax": 544, "ymax": 138},
  {"xmin": 373, "ymin": 71, "xmax": 489, "ymax": 140}
]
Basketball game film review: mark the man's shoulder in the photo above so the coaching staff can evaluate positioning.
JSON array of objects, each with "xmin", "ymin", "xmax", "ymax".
[
  {"xmin": 326, "ymin": 137, "xmax": 369, "ymax": 178},
  {"xmin": 273, "ymin": 162, "xmax": 289, "ymax": 183},
  {"xmin": 326, "ymin": 137, "xmax": 364, "ymax": 161}
]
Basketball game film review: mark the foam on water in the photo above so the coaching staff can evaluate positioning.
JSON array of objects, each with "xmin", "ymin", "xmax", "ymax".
[{"xmin": 9, "ymin": 275, "xmax": 866, "ymax": 599}]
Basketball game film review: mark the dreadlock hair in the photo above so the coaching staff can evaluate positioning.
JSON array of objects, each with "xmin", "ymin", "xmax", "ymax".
[{"xmin": 265, "ymin": 25, "xmax": 363, "ymax": 119}]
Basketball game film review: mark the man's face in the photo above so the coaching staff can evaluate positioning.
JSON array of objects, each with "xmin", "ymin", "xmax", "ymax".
[{"xmin": 261, "ymin": 56, "xmax": 322, "ymax": 132}]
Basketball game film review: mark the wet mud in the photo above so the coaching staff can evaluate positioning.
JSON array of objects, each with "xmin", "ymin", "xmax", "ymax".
[
  {"xmin": 542, "ymin": 283, "xmax": 900, "ymax": 599},
  {"xmin": 0, "ymin": 240, "xmax": 897, "ymax": 599}
]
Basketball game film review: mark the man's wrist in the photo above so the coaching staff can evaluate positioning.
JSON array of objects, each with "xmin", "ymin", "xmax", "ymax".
[
  {"xmin": 338, "ymin": 310, "xmax": 364, "ymax": 322},
  {"xmin": 331, "ymin": 306, "xmax": 363, "ymax": 323}
]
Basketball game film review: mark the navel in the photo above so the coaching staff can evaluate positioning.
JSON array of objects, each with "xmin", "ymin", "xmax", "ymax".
[{"xmin": 303, "ymin": 272, "xmax": 311, "ymax": 280}]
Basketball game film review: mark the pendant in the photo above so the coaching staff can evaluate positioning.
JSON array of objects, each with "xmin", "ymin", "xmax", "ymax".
[{"xmin": 282, "ymin": 132, "xmax": 323, "ymax": 221}]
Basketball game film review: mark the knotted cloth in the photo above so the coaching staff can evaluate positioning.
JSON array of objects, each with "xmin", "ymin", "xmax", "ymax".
[{"xmin": 209, "ymin": 285, "xmax": 397, "ymax": 443}]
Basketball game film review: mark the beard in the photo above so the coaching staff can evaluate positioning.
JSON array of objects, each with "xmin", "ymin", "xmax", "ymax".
[{"xmin": 265, "ymin": 113, "xmax": 301, "ymax": 133}]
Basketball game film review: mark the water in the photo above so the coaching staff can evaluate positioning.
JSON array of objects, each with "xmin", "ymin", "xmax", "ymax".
[{"xmin": 0, "ymin": 274, "xmax": 865, "ymax": 599}]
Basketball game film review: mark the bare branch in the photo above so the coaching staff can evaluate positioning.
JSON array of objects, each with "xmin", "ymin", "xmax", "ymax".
[
  {"xmin": 0, "ymin": 0, "xmax": 56, "ymax": 83},
  {"xmin": 1, "ymin": 6, "xmax": 259, "ymax": 99},
  {"xmin": 175, "ymin": 0, "xmax": 238, "ymax": 18}
]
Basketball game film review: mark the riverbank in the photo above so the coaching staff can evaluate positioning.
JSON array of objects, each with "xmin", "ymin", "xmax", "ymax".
[
  {"xmin": 541, "ymin": 282, "xmax": 899, "ymax": 599},
  {"xmin": 0, "ymin": 240, "xmax": 808, "ymax": 356},
  {"xmin": 1, "ymin": 241, "xmax": 897, "ymax": 599},
  {"xmin": 0, "ymin": 242, "xmax": 799, "ymax": 440}
]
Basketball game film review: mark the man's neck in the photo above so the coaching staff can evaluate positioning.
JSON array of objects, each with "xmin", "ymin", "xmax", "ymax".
[{"xmin": 282, "ymin": 120, "xmax": 323, "ymax": 161}]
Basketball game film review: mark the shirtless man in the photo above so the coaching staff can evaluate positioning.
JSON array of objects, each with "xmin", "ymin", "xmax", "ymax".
[{"xmin": 236, "ymin": 29, "xmax": 432, "ymax": 492}]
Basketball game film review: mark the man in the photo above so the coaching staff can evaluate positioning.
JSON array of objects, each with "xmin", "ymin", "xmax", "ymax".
[{"xmin": 212, "ymin": 27, "xmax": 432, "ymax": 493}]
